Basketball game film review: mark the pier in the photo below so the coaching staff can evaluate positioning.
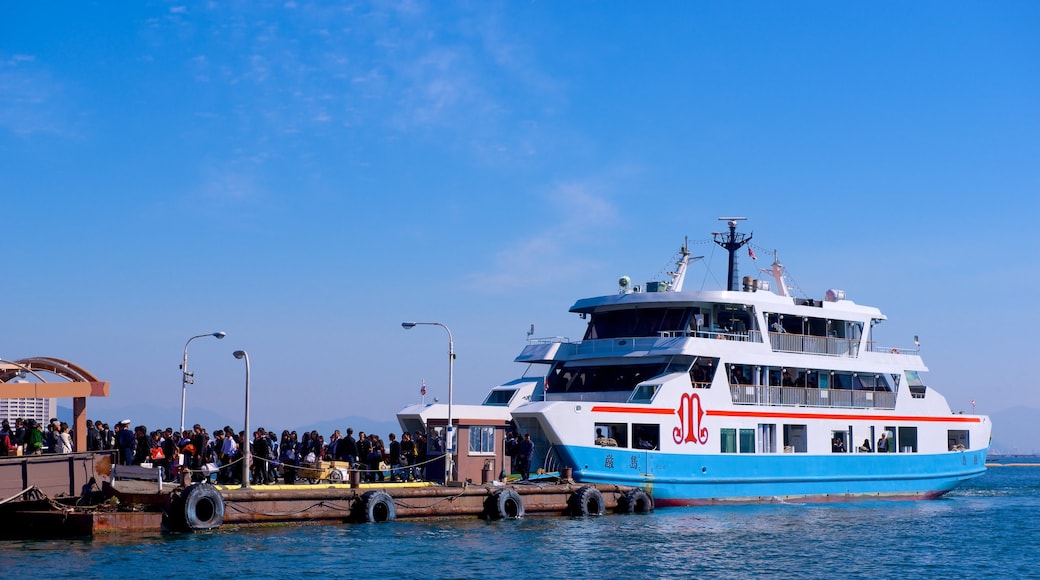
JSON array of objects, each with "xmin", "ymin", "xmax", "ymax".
[{"xmin": 0, "ymin": 453, "xmax": 653, "ymax": 537}]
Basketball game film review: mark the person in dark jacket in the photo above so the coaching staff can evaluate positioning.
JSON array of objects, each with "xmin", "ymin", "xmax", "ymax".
[
  {"xmin": 518, "ymin": 434, "xmax": 535, "ymax": 481},
  {"xmin": 116, "ymin": 420, "xmax": 135, "ymax": 465}
]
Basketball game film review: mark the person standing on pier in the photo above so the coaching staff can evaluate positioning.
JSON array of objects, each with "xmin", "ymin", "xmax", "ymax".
[
  {"xmin": 518, "ymin": 434, "xmax": 534, "ymax": 481},
  {"xmin": 115, "ymin": 420, "xmax": 134, "ymax": 465},
  {"xmin": 337, "ymin": 428, "xmax": 358, "ymax": 467}
]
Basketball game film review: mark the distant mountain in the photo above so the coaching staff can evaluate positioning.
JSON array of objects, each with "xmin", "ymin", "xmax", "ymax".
[
  {"xmin": 291, "ymin": 417, "xmax": 402, "ymax": 439},
  {"xmin": 989, "ymin": 406, "xmax": 1038, "ymax": 455}
]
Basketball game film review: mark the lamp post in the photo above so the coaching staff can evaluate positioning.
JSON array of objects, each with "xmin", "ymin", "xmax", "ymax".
[
  {"xmin": 233, "ymin": 350, "xmax": 251, "ymax": 489},
  {"xmin": 180, "ymin": 331, "xmax": 227, "ymax": 433},
  {"xmin": 401, "ymin": 321, "xmax": 454, "ymax": 483}
]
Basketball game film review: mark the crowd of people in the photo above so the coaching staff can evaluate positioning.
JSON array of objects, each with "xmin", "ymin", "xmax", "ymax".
[
  {"xmin": 0, "ymin": 417, "xmax": 76, "ymax": 456},
  {"xmin": 0, "ymin": 417, "xmax": 437, "ymax": 485}
]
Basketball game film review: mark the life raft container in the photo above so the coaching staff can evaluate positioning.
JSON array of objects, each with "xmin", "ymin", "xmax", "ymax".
[
  {"xmin": 168, "ymin": 483, "xmax": 225, "ymax": 531},
  {"xmin": 484, "ymin": 488, "xmax": 524, "ymax": 520},
  {"xmin": 358, "ymin": 490, "xmax": 395, "ymax": 523},
  {"xmin": 570, "ymin": 485, "xmax": 605, "ymax": 516}
]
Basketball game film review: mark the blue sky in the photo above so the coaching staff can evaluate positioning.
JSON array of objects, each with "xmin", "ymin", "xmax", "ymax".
[{"xmin": 1, "ymin": 1, "xmax": 1037, "ymax": 442}]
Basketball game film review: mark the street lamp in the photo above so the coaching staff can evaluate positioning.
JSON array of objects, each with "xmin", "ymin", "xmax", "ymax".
[
  {"xmin": 401, "ymin": 321, "xmax": 455, "ymax": 483},
  {"xmin": 233, "ymin": 350, "xmax": 251, "ymax": 489},
  {"xmin": 180, "ymin": 331, "xmax": 227, "ymax": 433}
]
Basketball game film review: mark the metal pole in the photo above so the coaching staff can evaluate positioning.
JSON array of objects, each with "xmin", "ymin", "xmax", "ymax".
[
  {"xmin": 402, "ymin": 321, "xmax": 455, "ymax": 483},
  {"xmin": 180, "ymin": 331, "xmax": 226, "ymax": 433},
  {"xmin": 446, "ymin": 325, "xmax": 454, "ymax": 484},
  {"xmin": 234, "ymin": 350, "xmax": 251, "ymax": 489}
]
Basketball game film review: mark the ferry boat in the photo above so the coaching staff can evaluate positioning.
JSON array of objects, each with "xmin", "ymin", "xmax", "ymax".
[{"xmin": 510, "ymin": 218, "xmax": 991, "ymax": 505}]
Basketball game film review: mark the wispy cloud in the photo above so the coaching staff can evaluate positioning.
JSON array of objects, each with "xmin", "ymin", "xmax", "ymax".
[
  {"xmin": 0, "ymin": 55, "xmax": 68, "ymax": 136},
  {"xmin": 467, "ymin": 180, "xmax": 620, "ymax": 293},
  {"xmin": 149, "ymin": 2, "xmax": 562, "ymax": 163}
]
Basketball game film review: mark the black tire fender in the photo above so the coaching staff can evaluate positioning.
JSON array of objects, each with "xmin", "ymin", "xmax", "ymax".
[
  {"xmin": 359, "ymin": 490, "xmax": 396, "ymax": 523},
  {"xmin": 570, "ymin": 485, "xmax": 605, "ymax": 516},
  {"xmin": 180, "ymin": 483, "xmax": 225, "ymax": 530},
  {"xmin": 485, "ymin": 488, "xmax": 524, "ymax": 520},
  {"xmin": 619, "ymin": 488, "xmax": 653, "ymax": 514}
]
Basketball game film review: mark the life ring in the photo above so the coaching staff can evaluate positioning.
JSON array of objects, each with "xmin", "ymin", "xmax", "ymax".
[
  {"xmin": 618, "ymin": 488, "xmax": 653, "ymax": 514},
  {"xmin": 891, "ymin": 348, "xmax": 899, "ymax": 354},
  {"xmin": 359, "ymin": 490, "xmax": 396, "ymax": 523},
  {"xmin": 485, "ymin": 488, "xmax": 524, "ymax": 520},
  {"xmin": 174, "ymin": 483, "xmax": 225, "ymax": 531},
  {"xmin": 570, "ymin": 485, "xmax": 605, "ymax": 516}
]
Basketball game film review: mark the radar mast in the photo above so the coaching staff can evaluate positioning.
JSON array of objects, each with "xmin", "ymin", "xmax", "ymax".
[{"xmin": 712, "ymin": 217, "xmax": 752, "ymax": 292}]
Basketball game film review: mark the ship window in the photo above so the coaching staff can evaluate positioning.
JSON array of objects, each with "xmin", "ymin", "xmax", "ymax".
[
  {"xmin": 483, "ymin": 389, "xmax": 516, "ymax": 406},
  {"xmin": 584, "ymin": 308, "xmax": 693, "ymax": 339},
  {"xmin": 629, "ymin": 384, "xmax": 660, "ymax": 403},
  {"xmin": 906, "ymin": 371, "xmax": 927, "ymax": 398},
  {"xmin": 948, "ymin": 430, "xmax": 969, "ymax": 451},
  {"xmin": 883, "ymin": 426, "xmax": 897, "ymax": 453},
  {"xmin": 720, "ymin": 428, "xmax": 737, "ymax": 453},
  {"xmin": 547, "ymin": 362, "xmax": 673, "ymax": 393},
  {"xmin": 727, "ymin": 364, "xmax": 753, "ymax": 386},
  {"xmin": 468, "ymin": 426, "xmax": 495, "ymax": 455},
  {"xmin": 633, "ymin": 424, "xmax": 659, "ymax": 450},
  {"xmin": 897, "ymin": 427, "xmax": 918, "ymax": 453},
  {"xmin": 831, "ymin": 430, "xmax": 848, "ymax": 453},
  {"xmin": 739, "ymin": 429, "xmax": 755, "ymax": 453},
  {"xmin": 595, "ymin": 423, "xmax": 628, "ymax": 448},
  {"xmin": 758, "ymin": 424, "xmax": 777, "ymax": 453},
  {"xmin": 689, "ymin": 358, "xmax": 719, "ymax": 388},
  {"xmin": 783, "ymin": 424, "xmax": 807, "ymax": 453}
]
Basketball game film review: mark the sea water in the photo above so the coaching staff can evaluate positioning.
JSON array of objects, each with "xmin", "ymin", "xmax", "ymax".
[{"xmin": 3, "ymin": 460, "xmax": 1038, "ymax": 579}]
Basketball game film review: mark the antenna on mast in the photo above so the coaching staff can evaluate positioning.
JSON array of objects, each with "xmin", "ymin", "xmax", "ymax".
[{"xmin": 712, "ymin": 217, "xmax": 751, "ymax": 291}]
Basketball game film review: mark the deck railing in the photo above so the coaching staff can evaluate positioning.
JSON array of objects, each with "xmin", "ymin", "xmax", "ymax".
[
  {"xmin": 768, "ymin": 332, "xmax": 860, "ymax": 357},
  {"xmin": 729, "ymin": 383, "xmax": 896, "ymax": 410}
]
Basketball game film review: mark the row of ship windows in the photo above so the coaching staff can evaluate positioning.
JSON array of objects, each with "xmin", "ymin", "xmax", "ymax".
[{"xmin": 594, "ymin": 422, "xmax": 973, "ymax": 453}]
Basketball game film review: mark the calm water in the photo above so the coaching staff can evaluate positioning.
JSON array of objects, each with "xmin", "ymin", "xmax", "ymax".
[{"xmin": 3, "ymin": 460, "xmax": 1038, "ymax": 579}]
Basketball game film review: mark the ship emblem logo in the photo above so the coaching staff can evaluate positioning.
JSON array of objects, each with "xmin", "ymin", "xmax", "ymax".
[{"xmin": 674, "ymin": 392, "xmax": 708, "ymax": 445}]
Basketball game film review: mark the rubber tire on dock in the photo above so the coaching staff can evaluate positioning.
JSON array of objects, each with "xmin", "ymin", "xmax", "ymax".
[
  {"xmin": 618, "ymin": 489, "xmax": 653, "ymax": 514},
  {"xmin": 485, "ymin": 488, "xmax": 525, "ymax": 520},
  {"xmin": 570, "ymin": 486, "xmax": 605, "ymax": 516},
  {"xmin": 170, "ymin": 483, "xmax": 225, "ymax": 531},
  {"xmin": 359, "ymin": 490, "xmax": 396, "ymax": 523}
]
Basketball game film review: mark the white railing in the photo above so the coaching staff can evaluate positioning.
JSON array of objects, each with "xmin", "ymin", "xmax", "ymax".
[
  {"xmin": 768, "ymin": 332, "xmax": 860, "ymax": 357},
  {"xmin": 866, "ymin": 342, "xmax": 921, "ymax": 355},
  {"xmin": 658, "ymin": 329, "xmax": 764, "ymax": 343},
  {"xmin": 729, "ymin": 384, "xmax": 896, "ymax": 410}
]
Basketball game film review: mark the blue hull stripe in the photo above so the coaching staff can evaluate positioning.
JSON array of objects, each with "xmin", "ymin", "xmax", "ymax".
[{"xmin": 556, "ymin": 445, "xmax": 989, "ymax": 502}]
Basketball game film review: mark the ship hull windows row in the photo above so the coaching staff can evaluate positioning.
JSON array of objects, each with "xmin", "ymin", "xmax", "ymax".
[
  {"xmin": 594, "ymin": 423, "xmax": 661, "ymax": 450},
  {"xmin": 590, "ymin": 422, "xmax": 972, "ymax": 454}
]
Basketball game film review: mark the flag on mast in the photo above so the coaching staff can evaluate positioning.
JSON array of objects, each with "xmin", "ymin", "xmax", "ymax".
[
  {"xmin": 421, "ymin": 380, "xmax": 427, "ymax": 396},
  {"xmin": 748, "ymin": 246, "xmax": 757, "ymax": 260}
]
